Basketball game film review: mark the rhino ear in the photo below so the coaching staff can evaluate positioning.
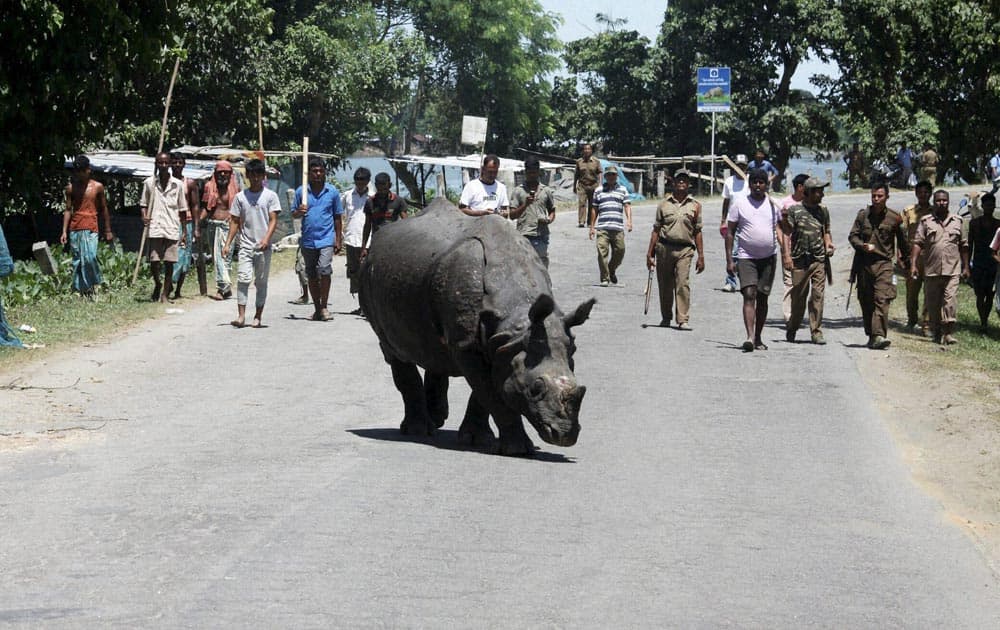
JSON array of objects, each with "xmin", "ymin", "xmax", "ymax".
[
  {"xmin": 564, "ymin": 297, "xmax": 596, "ymax": 329},
  {"xmin": 528, "ymin": 293, "xmax": 555, "ymax": 324}
]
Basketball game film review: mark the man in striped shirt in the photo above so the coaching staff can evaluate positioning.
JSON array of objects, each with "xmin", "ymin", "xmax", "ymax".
[{"xmin": 589, "ymin": 166, "xmax": 632, "ymax": 286}]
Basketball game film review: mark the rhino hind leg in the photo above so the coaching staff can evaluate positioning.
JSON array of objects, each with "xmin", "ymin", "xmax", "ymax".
[
  {"xmin": 389, "ymin": 359, "xmax": 434, "ymax": 437},
  {"xmin": 457, "ymin": 393, "xmax": 496, "ymax": 447},
  {"xmin": 423, "ymin": 372, "xmax": 449, "ymax": 428}
]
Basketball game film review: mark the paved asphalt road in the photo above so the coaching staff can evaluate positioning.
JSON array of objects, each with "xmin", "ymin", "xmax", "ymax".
[{"xmin": 2, "ymin": 190, "xmax": 999, "ymax": 628}]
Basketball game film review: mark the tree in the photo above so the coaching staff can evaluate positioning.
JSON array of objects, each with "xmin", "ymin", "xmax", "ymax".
[
  {"xmin": 650, "ymin": 0, "xmax": 841, "ymax": 185},
  {"xmin": 0, "ymin": 0, "xmax": 176, "ymax": 214},
  {"xmin": 560, "ymin": 20, "xmax": 654, "ymax": 156},
  {"xmin": 403, "ymin": 0, "xmax": 562, "ymax": 155}
]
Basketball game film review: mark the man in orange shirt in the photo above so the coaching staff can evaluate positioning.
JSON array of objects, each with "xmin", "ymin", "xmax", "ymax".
[{"xmin": 61, "ymin": 155, "xmax": 113, "ymax": 296}]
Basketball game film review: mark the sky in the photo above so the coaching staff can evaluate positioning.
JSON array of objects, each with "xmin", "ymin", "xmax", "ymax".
[{"xmin": 539, "ymin": 0, "xmax": 840, "ymax": 92}]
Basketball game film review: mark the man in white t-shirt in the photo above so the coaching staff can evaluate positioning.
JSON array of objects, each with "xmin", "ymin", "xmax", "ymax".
[
  {"xmin": 459, "ymin": 154, "xmax": 509, "ymax": 217},
  {"xmin": 342, "ymin": 167, "xmax": 370, "ymax": 314},
  {"xmin": 725, "ymin": 168, "xmax": 785, "ymax": 352},
  {"xmin": 223, "ymin": 159, "xmax": 281, "ymax": 328},
  {"xmin": 720, "ymin": 154, "xmax": 750, "ymax": 291}
]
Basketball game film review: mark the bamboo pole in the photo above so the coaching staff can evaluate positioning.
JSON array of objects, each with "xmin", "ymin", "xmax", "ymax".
[
  {"xmin": 257, "ymin": 96, "xmax": 265, "ymax": 152},
  {"xmin": 132, "ymin": 55, "xmax": 181, "ymax": 285},
  {"xmin": 301, "ymin": 136, "xmax": 309, "ymax": 212}
]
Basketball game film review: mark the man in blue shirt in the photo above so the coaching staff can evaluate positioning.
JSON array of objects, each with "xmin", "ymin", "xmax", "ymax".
[
  {"xmin": 748, "ymin": 149, "xmax": 779, "ymax": 190},
  {"xmin": 293, "ymin": 157, "xmax": 344, "ymax": 321}
]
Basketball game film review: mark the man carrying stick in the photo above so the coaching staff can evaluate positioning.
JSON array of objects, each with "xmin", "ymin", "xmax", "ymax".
[
  {"xmin": 292, "ymin": 157, "xmax": 343, "ymax": 321},
  {"xmin": 140, "ymin": 151, "xmax": 188, "ymax": 303}
]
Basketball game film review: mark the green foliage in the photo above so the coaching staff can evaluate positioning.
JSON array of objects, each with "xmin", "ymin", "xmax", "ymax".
[
  {"xmin": 0, "ymin": 242, "xmax": 148, "ymax": 308},
  {"xmin": 405, "ymin": 0, "xmax": 562, "ymax": 155}
]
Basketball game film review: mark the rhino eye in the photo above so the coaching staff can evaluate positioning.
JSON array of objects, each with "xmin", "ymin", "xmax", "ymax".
[{"xmin": 528, "ymin": 377, "xmax": 546, "ymax": 400}]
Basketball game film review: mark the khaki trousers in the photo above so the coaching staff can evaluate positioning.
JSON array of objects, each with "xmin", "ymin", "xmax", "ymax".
[
  {"xmin": 781, "ymin": 266, "xmax": 793, "ymax": 321},
  {"xmin": 924, "ymin": 274, "xmax": 959, "ymax": 334},
  {"xmin": 787, "ymin": 260, "xmax": 826, "ymax": 335},
  {"xmin": 857, "ymin": 259, "xmax": 896, "ymax": 338},
  {"xmin": 905, "ymin": 270, "xmax": 927, "ymax": 328},
  {"xmin": 577, "ymin": 186, "xmax": 596, "ymax": 225},
  {"xmin": 655, "ymin": 243, "xmax": 694, "ymax": 324},
  {"xmin": 596, "ymin": 229, "xmax": 625, "ymax": 283}
]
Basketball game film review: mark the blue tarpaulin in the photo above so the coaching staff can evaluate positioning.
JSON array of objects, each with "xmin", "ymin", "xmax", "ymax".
[{"xmin": 598, "ymin": 159, "xmax": 645, "ymax": 202}]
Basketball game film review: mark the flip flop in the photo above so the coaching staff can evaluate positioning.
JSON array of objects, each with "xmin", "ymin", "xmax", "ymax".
[
  {"xmin": 230, "ymin": 319, "xmax": 246, "ymax": 328},
  {"xmin": 754, "ymin": 342, "xmax": 769, "ymax": 351},
  {"xmin": 741, "ymin": 340, "xmax": 754, "ymax": 352}
]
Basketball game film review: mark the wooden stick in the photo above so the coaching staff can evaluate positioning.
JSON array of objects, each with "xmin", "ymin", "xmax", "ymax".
[
  {"xmin": 721, "ymin": 155, "xmax": 747, "ymax": 180},
  {"xmin": 257, "ymin": 96, "xmax": 265, "ymax": 152},
  {"xmin": 301, "ymin": 136, "xmax": 309, "ymax": 209},
  {"xmin": 132, "ymin": 56, "xmax": 181, "ymax": 285}
]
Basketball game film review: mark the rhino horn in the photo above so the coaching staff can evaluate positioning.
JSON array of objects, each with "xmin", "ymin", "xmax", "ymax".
[
  {"xmin": 564, "ymin": 297, "xmax": 596, "ymax": 329},
  {"xmin": 528, "ymin": 294, "xmax": 555, "ymax": 324}
]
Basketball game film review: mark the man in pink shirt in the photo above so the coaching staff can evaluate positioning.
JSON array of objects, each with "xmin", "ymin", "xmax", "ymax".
[{"xmin": 725, "ymin": 169, "xmax": 785, "ymax": 351}]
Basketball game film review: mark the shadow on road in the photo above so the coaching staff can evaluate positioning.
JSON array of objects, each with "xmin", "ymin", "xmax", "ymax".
[{"xmin": 347, "ymin": 428, "xmax": 576, "ymax": 463}]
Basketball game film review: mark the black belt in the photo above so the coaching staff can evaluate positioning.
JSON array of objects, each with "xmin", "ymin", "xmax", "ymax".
[
  {"xmin": 658, "ymin": 237, "xmax": 692, "ymax": 247},
  {"xmin": 792, "ymin": 254, "xmax": 824, "ymax": 268}
]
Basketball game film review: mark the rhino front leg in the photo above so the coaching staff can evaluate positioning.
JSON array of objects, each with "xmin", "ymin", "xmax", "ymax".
[
  {"xmin": 457, "ymin": 393, "xmax": 496, "ymax": 447},
  {"xmin": 389, "ymin": 359, "xmax": 434, "ymax": 437},
  {"xmin": 424, "ymin": 371, "xmax": 449, "ymax": 428},
  {"xmin": 491, "ymin": 406, "xmax": 536, "ymax": 457}
]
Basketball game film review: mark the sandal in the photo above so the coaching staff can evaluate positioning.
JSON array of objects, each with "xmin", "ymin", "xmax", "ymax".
[{"xmin": 754, "ymin": 342, "xmax": 769, "ymax": 351}]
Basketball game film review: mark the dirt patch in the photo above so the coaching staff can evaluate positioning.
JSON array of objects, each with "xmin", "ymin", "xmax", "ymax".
[{"xmin": 856, "ymin": 344, "xmax": 1000, "ymax": 570}]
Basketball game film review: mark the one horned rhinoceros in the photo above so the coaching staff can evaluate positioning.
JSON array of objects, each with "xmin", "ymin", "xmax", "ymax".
[{"xmin": 358, "ymin": 197, "xmax": 595, "ymax": 456}]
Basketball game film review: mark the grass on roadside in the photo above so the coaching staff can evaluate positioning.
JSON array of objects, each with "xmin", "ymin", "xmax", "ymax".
[
  {"xmin": 0, "ymin": 248, "xmax": 299, "ymax": 372},
  {"xmin": 890, "ymin": 279, "xmax": 1000, "ymax": 373}
]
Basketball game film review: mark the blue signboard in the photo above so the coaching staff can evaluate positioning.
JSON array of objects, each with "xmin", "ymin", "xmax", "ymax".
[{"xmin": 697, "ymin": 67, "xmax": 731, "ymax": 113}]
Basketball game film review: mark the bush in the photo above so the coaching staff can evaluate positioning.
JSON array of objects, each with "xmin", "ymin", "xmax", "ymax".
[{"xmin": 0, "ymin": 240, "xmax": 149, "ymax": 307}]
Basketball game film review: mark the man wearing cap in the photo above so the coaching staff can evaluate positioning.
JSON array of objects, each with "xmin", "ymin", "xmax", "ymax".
[
  {"xmin": 645, "ymin": 169, "xmax": 704, "ymax": 328},
  {"xmin": 778, "ymin": 173, "xmax": 809, "ymax": 321},
  {"xmin": 61, "ymin": 155, "xmax": 113, "ymax": 296},
  {"xmin": 590, "ymin": 165, "xmax": 632, "ymax": 286},
  {"xmin": 910, "ymin": 190, "xmax": 970, "ymax": 345},
  {"xmin": 781, "ymin": 176, "xmax": 834, "ymax": 344},
  {"xmin": 574, "ymin": 143, "xmax": 601, "ymax": 228},
  {"xmin": 849, "ymin": 182, "xmax": 908, "ymax": 349},
  {"xmin": 200, "ymin": 160, "xmax": 241, "ymax": 300},
  {"xmin": 720, "ymin": 154, "xmax": 750, "ymax": 292},
  {"xmin": 725, "ymin": 169, "xmax": 783, "ymax": 351},
  {"xmin": 510, "ymin": 156, "xmax": 557, "ymax": 268}
]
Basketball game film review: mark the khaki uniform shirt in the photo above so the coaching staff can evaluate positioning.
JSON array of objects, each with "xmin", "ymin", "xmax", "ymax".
[
  {"xmin": 921, "ymin": 149, "xmax": 939, "ymax": 167},
  {"xmin": 849, "ymin": 206, "xmax": 907, "ymax": 263},
  {"xmin": 140, "ymin": 175, "xmax": 187, "ymax": 240},
  {"xmin": 913, "ymin": 212, "xmax": 967, "ymax": 276},
  {"xmin": 902, "ymin": 203, "xmax": 933, "ymax": 244},
  {"xmin": 575, "ymin": 157, "xmax": 602, "ymax": 189},
  {"xmin": 654, "ymin": 195, "xmax": 702, "ymax": 247}
]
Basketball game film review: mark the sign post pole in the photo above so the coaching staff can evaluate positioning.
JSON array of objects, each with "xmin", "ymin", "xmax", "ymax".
[{"xmin": 710, "ymin": 112, "xmax": 716, "ymax": 195}]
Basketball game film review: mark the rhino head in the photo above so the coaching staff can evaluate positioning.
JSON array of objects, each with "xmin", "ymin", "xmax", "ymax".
[{"xmin": 484, "ymin": 294, "xmax": 595, "ymax": 447}]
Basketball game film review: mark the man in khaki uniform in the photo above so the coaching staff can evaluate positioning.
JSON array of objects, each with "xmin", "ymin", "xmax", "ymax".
[
  {"xmin": 645, "ymin": 169, "xmax": 704, "ymax": 329},
  {"xmin": 910, "ymin": 190, "xmax": 970, "ymax": 345},
  {"xmin": 900, "ymin": 180, "xmax": 934, "ymax": 333},
  {"xmin": 574, "ymin": 143, "xmax": 602, "ymax": 228},
  {"xmin": 848, "ymin": 183, "xmax": 908, "ymax": 349},
  {"xmin": 920, "ymin": 143, "xmax": 939, "ymax": 184}
]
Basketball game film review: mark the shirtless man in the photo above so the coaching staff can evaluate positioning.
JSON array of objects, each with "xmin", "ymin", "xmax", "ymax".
[
  {"xmin": 169, "ymin": 152, "xmax": 201, "ymax": 299},
  {"xmin": 200, "ymin": 160, "xmax": 240, "ymax": 300},
  {"xmin": 61, "ymin": 155, "xmax": 113, "ymax": 296}
]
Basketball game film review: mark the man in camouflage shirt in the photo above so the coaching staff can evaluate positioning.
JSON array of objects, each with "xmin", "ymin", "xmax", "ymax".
[
  {"xmin": 849, "ymin": 183, "xmax": 908, "ymax": 349},
  {"xmin": 781, "ymin": 177, "xmax": 835, "ymax": 344}
]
